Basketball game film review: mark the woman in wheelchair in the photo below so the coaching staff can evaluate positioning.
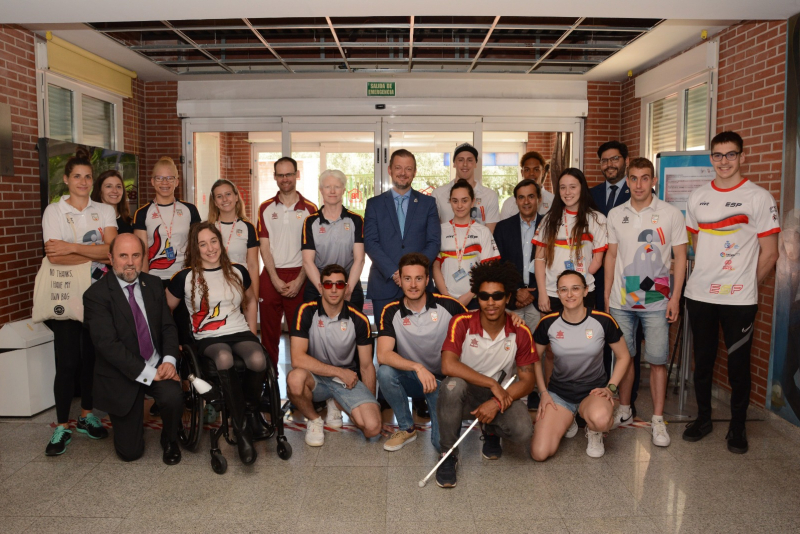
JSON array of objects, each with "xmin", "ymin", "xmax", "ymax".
[{"xmin": 166, "ymin": 222, "xmax": 266, "ymax": 465}]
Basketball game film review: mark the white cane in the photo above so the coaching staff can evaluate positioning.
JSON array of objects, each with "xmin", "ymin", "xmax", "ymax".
[{"xmin": 418, "ymin": 373, "xmax": 517, "ymax": 488}]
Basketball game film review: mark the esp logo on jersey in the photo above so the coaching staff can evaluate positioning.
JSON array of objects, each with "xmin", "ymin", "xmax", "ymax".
[
  {"xmin": 709, "ymin": 284, "xmax": 744, "ymax": 295},
  {"xmin": 725, "ymin": 202, "xmax": 743, "ymax": 208}
]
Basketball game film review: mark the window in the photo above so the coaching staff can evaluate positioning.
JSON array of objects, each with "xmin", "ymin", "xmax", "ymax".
[
  {"xmin": 643, "ymin": 75, "xmax": 713, "ymax": 163},
  {"xmin": 43, "ymin": 75, "xmax": 122, "ymax": 150}
]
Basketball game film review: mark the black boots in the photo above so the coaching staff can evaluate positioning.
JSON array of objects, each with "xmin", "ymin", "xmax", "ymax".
[
  {"xmin": 217, "ymin": 369, "xmax": 257, "ymax": 465},
  {"xmin": 244, "ymin": 369, "xmax": 270, "ymax": 441}
]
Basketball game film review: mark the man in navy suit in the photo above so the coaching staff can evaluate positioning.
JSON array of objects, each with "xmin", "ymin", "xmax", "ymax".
[
  {"xmin": 364, "ymin": 149, "xmax": 441, "ymax": 323},
  {"xmin": 589, "ymin": 140, "xmax": 642, "ymax": 411}
]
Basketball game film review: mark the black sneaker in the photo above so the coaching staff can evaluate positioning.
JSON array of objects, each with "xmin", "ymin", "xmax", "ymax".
[
  {"xmin": 76, "ymin": 414, "xmax": 109, "ymax": 440},
  {"xmin": 682, "ymin": 419, "xmax": 713, "ymax": 442},
  {"xmin": 413, "ymin": 398, "xmax": 430, "ymax": 419},
  {"xmin": 481, "ymin": 430, "xmax": 502, "ymax": 460},
  {"xmin": 726, "ymin": 425, "xmax": 748, "ymax": 454},
  {"xmin": 527, "ymin": 391, "xmax": 540, "ymax": 411},
  {"xmin": 45, "ymin": 426, "xmax": 72, "ymax": 456},
  {"xmin": 435, "ymin": 454, "xmax": 458, "ymax": 488}
]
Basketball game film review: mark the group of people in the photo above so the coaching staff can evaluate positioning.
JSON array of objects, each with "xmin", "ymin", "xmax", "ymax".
[{"xmin": 40, "ymin": 131, "xmax": 780, "ymax": 490}]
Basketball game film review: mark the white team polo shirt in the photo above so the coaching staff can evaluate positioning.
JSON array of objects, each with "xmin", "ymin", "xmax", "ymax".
[
  {"xmin": 685, "ymin": 179, "xmax": 780, "ymax": 305},
  {"xmin": 432, "ymin": 179, "xmax": 500, "ymax": 226},
  {"xmin": 499, "ymin": 188, "xmax": 555, "ymax": 220},
  {"xmin": 607, "ymin": 197, "xmax": 687, "ymax": 311},
  {"xmin": 436, "ymin": 220, "xmax": 500, "ymax": 298},
  {"xmin": 442, "ymin": 311, "xmax": 538, "ymax": 381},
  {"xmin": 257, "ymin": 193, "xmax": 317, "ymax": 269}
]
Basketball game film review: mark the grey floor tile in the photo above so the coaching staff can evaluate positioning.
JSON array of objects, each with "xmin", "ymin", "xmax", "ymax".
[
  {"xmin": 0, "ymin": 516, "xmax": 35, "ymax": 533},
  {"xmin": 655, "ymin": 513, "xmax": 798, "ymax": 534},
  {"xmin": 0, "ymin": 424, "xmax": 56, "ymax": 463},
  {"xmin": 0, "ymin": 462, "xmax": 27, "ymax": 482},
  {"xmin": 564, "ymin": 516, "xmax": 666, "ymax": 534},
  {"xmin": 313, "ymin": 429, "xmax": 388, "ymax": 467},
  {"xmin": 299, "ymin": 466, "xmax": 386, "ymax": 523},
  {"xmin": 544, "ymin": 463, "xmax": 646, "ymax": 519},
  {"xmin": 114, "ymin": 516, "xmax": 260, "ymax": 534},
  {"xmin": 473, "ymin": 518, "xmax": 569, "ymax": 534},
  {"xmin": 44, "ymin": 463, "xmax": 166, "ymax": 518},
  {"xmin": 0, "ymin": 461, "xmax": 96, "ymax": 516},
  {"xmin": 387, "ymin": 521, "xmax": 478, "ymax": 534},
  {"xmin": 289, "ymin": 520, "xmax": 386, "ymax": 534},
  {"xmin": 25, "ymin": 517, "xmax": 122, "ymax": 533},
  {"xmin": 601, "ymin": 424, "xmax": 677, "ymax": 466},
  {"xmin": 385, "ymin": 466, "xmax": 475, "ymax": 522},
  {"xmin": 462, "ymin": 464, "xmax": 562, "ymax": 520}
]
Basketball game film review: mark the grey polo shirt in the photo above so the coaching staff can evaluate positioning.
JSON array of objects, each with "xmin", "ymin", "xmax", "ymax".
[
  {"xmin": 534, "ymin": 309, "xmax": 622, "ymax": 403},
  {"xmin": 292, "ymin": 298, "xmax": 372, "ymax": 370},
  {"xmin": 378, "ymin": 293, "xmax": 467, "ymax": 376},
  {"xmin": 301, "ymin": 207, "xmax": 364, "ymax": 273}
]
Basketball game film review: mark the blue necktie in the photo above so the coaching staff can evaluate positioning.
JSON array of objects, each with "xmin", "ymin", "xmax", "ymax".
[
  {"xmin": 605, "ymin": 184, "xmax": 619, "ymax": 214},
  {"xmin": 396, "ymin": 196, "xmax": 406, "ymax": 238},
  {"xmin": 127, "ymin": 283, "xmax": 154, "ymax": 360}
]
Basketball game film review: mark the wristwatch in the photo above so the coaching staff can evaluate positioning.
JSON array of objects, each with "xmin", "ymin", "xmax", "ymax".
[{"xmin": 606, "ymin": 383, "xmax": 618, "ymax": 395}]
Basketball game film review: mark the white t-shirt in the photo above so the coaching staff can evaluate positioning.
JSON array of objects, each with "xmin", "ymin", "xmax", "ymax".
[
  {"xmin": 500, "ymin": 188, "xmax": 554, "ymax": 220},
  {"xmin": 607, "ymin": 197, "xmax": 688, "ymax": 311},
  {"xmin": 532, "ymin": 209, "xmax": 608, "ymax": 296},
  {"xmin": 133, "ymin": 200, "xmax": 202, "ymax": 280},
  {"xmin": 42, "ymin": 196, "xmax": 116, "ymax": 281},
  {"xmin": 436, "ymin": 220, "xmax": 500, "ymax": 298},
  {"xmin": 215, "ymin": 219, "xmax": 258, "ymax": 266},
  {"xmin": 432, "ymin": 180, "xmax": 500, "ymax": 226},
  {"xmin": 257, "ymin": 193, "xmax": 317, "ymax": 269},
  {"xmin": 685, "ymin": 179, "xmax": 780, "ymax": 305}
]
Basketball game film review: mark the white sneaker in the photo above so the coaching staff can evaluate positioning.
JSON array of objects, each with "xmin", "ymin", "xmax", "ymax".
[
  {"xmin": 611, "ymin": 406, "xmax": 632, "ymax": 430},
  {"xmin": 305, "ymin": 417, "xmax": 325, "ymax": 447},
  {"xmin": 652, "ymin": 418, "xmax": 671, "ymax": 447},
  {"xmin": 324, "ymin": 398, "xmax": 343, "ymax": 429},
  {"xmin": 565, "ymin": 418, "xmax": 578, "ymax": 438},
  {"xmin": 585, "ymin": 428, "xmax": 605, "ymax": 458}
]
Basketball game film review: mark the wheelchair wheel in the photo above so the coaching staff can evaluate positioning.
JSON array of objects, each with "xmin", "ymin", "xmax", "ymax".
[
  {"xmin": 178, "ymin": 347, "xmax": 204, "ymax": 452},
  {"xmin": 210, "ymin": 451, "xmax": 227, "ymax": 475},
  {"xmin": 277, "ymin": 438, "xmax": 292, "ymax": 460}
]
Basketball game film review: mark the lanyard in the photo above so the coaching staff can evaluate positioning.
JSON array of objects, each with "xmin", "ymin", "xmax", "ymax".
[
  {"xmin": 562, "ymin": 211, "xmax": 583, "ymax": 261},
  {"xmin": 451, "ymin": 220, "xmax": 473, "ymax": 268},
  {"xmin": 216, "ymin": 219, "xmax": 237, "ymax": 252},
  {"xmin": 153, "ymin": 201, "xmax": 176, "ymax": 241}
]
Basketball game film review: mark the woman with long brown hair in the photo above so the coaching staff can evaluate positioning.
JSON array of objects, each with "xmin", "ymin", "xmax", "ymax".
[
  {"xmin": 532, "ymin": 168, "xmax": 607, "ymax": 313},
  {"xmin": 92, "ymin": 169, "xmax": 133, "ymax": 234},
  {"xmin": 166, "ymin": 222, "xmax": 265, "ymax": 465},
  {"xmin": 41, "ymin": 147, "xmax": 117, "ymax": 455}
]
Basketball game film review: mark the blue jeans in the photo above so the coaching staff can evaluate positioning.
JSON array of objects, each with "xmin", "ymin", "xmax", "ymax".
[
  {"xmin": 377, "ymin": 365, "xmax": 440, "ymax": 452},
  {"xmin": 609, "ymin": 308, "xmax": 669, "ymax": 365}
]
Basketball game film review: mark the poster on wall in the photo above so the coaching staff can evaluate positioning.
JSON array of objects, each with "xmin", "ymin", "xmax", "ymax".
[
  {"xmin": 36, "ymin": 138, "xmax": 138, "ymax": 214},
  {"xmin": 768, "ymin": 14, "xmax": 800, "ymax": 427}
]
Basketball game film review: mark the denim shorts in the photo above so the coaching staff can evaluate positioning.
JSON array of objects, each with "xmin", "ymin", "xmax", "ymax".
[
  {"xmin": 610, "ymin": 308, "xmax": 669, "ymax": 365},
  {"xmin": 311, "ymin": 373, "xmax": 379, "ymax": 414},
  {"xmin": 547, "ymin": 390, "xmax": 582, "ymax": 415}
]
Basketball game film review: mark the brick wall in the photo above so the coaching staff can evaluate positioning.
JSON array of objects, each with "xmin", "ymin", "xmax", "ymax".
[
  {"xmin": 123, "ymin": 78, "xmax": 146, "ymax": 206},
  {"xmin": 220, "ymin": 132, "xmax": 253, "ymax": 219},
  {"xmin": 585, "ymin": 82, "xmax": 623, "ymax": 187},
  {"xmin": 139, "ymin": 81, "xmax": 181, "ymax": 206},
  {"xmin": 620, "ymin": 78, "xmax": 640, "ymax": 158},
  {"xmin": 0, "ymin": 26, "xmax": 42, "ymax": 324}
]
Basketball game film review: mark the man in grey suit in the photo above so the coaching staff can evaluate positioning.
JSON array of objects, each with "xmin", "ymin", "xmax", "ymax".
[
  {"xmin": 83, "ymin": 233, "xmax": 183, "ymax": 465},
  {"xmin": 364, "ymin": 149, "xmax": 441, "ymax": 322}
]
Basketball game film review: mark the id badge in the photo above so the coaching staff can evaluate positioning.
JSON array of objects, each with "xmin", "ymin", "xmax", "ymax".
[
  {"xmin": 564, "ymin": 260, "xmax": 575, "ymax": 270},
  {"xmin": 165, "ymin": 247, "xmax": 176, "ymax": 260},
  {"xmin": 453, "ymin": 268, "xmax": 468, "ymax": 282}
]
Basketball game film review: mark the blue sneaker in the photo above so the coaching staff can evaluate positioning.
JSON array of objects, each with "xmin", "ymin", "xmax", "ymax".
[
  {"xmin": 76, "ymin": 414, "xmax": 109, "ymax": 440},
  {"xmin": 45, "ymin": 426, "xmax": 72, "ymax": 456}
]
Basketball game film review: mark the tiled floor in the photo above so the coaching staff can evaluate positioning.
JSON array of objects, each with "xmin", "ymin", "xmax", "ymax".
[{"xmin": 2, "ymin": 335, "xmax": 800, "ymax": 534}]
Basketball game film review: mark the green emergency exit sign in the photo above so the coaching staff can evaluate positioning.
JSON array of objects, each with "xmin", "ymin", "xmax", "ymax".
[{"xmin": 367, "ymin": 82, "xmax": 396, "ymax": 96}]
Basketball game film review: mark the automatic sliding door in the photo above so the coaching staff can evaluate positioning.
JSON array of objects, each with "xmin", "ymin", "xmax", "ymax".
[{"xmin": 385, "ymin": 130, "xmax": 473, "ymax": 196}]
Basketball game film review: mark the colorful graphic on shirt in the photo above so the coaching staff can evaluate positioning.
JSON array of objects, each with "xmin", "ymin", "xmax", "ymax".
[
  {"xmin": 698, "ymin": 214, "xmax": 749, "ymax": 236},
  {"xmin": 191, "ymin": 298, "xmax": 228, "ymax": 334},
  {"xmin": 148, "ymin": 224, "xmax": 176, "ymax": 271},
  {"xmin": 619, "ymin": 228, "xmax": 671, "ymax": 309}
]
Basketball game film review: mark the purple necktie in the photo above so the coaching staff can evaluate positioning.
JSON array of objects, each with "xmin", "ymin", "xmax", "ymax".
[{"xmin": 127, "ymin": 283, "xmax": 154, "ymax": 360}]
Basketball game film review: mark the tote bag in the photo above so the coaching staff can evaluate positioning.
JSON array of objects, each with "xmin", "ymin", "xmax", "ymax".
[{"xmin": 31, "ymin": 257, "xmax": 92, "ymax": 323}]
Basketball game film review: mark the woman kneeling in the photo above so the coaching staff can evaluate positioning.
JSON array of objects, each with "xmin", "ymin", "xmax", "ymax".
[{"xmin": 530, "ymin": 270, "xmax": 631, "ymax": 460}]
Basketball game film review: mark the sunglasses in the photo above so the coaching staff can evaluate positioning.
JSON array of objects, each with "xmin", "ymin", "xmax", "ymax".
[
  {"xmin": 477, "ymin": 291, "xmax": 506, "ymax": 301},
  {"xmin": 322, "ymin": 280, "xmax": 347, "ymax": 289}
]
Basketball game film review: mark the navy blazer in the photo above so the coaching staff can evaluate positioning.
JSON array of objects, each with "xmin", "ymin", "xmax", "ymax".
[
  {"xmin": 589, "ymin": 180, "xmax": 631, "ymax": 217},
  {"xmin": 494, "ymin": 213, "xmax": 542, "ymax": 310},
  {"xmin": 363, "ymin": 188, "xmax": 441, "ymax": 301}
]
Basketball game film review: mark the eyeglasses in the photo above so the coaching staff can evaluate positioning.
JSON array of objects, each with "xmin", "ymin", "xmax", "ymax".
[
  {"xmin": 153, "ymin": 176, "xmax": 176, "ymax": 183},
  {"xmin": 557, "ymin": 285, "xmax": 585, "ymax": 295},
  {"xmin": 322, "ymin": 280, "xmax": 347, "ymax": 289},
  {"xmin": 710, "ymin": 151, "xmax": 741, "ymax": 162},
  {"xmin": 600, "ymin": 155, "xmax": 622, "ymax": 166},
  {"xmin": 477, "ymin": 291, "xmax": 506, "ymax": 301},
  {"xmin": 275, "ymin": 172, "xmax": 298, "ymax": 179}
]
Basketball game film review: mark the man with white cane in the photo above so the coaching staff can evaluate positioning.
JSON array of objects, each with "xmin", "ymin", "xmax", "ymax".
[{"xmin": 433, "ymin": 260, "xmax": 538, "ymax": 488}]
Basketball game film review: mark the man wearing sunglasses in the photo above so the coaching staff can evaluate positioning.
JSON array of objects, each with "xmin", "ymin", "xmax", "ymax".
[
  {"xmin": 287, "ymin": 264, "xmax": 381, "ymax": 447},
  {"xmin": 434, "ymin": 260, "xmax": 538, "ymax": 488},
  {"xmin": 682, "ymin": 131, "xmax": 780, "ymax": 454},
  {"xmin": 376, "ymin": 253, "xmax": 468, "ymax": 453}
]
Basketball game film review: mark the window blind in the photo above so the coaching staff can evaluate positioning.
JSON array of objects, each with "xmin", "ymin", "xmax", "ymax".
[
  {"xmin": 82, "ymin": 95, "xmax": 115, "ymax": 149},
  {"xmin": 649, "ymin": 94, "xmax": 677, "ymax": 159},
  {"xmin": 684, "ymin": 83, "xmax": 708, "ymax": 151},
  {"xmin": 47, "ymin": 84, "xmax": 74, "ymax": 142}
]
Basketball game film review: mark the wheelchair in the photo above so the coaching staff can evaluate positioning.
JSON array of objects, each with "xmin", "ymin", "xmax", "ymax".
[{"xmin": 177, "ymin": 341, "xmax": 292, "ymax": 474}]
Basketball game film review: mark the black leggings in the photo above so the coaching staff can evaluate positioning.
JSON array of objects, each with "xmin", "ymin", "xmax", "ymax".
[
  {"xmin": 45, "ymin": 319, "xmax": 95, "ymax": 424},
  {"xmin": 686, "ymin": 299, "xmax": 759, "ymax": 425},
  {"xmin": 203, "ymin": 341, "xmax": 267, "ymax": 372}
]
